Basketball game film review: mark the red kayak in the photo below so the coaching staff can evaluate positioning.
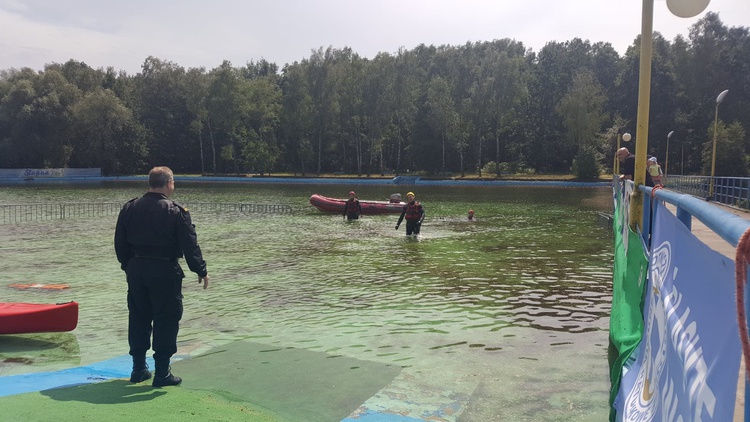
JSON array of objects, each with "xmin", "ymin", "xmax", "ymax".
[
  {"xmin": 310, "ymin": 194, "xmax": 406, "ymax": 215},
  {"xmin": 0, "ymin": 301, "xmax": 79, "ymax": 334}
]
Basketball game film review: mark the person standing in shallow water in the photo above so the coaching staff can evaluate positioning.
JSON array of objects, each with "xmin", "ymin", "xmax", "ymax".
[
  {"xmin": 468, "ymin": 209, "xmax": 475, "ymax": 221},
  {"xmin": 114, "ymin": 166, "xmax": 210, "ymax": 387},
  {"xmin": 343, "ymin": 191, "xmax": 362, "ymax": 221},
  {"xmin": 395, "ymin": 192, "xmax": 425, "ymax": 236}
]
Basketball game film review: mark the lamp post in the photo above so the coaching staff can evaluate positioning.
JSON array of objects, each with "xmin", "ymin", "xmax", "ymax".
[
  {"xmin": 665, "ymin": 130, "xmax": 674, "ymax": 182},
  {"xmin": 615, "ymin": 132, "xmax": 631, "ymax": 176},
  {"xmin": 613, "ymin": 129, "xmax": 625, "ymax": 175},
  {"xmin": 708, "ymin": 89, "xmax": 729, "ymax": 199},
  {"xmin": 616, "ymin": 132, "xmax": 631, "ymax": 176},
  {"xmin": 681, "ymin": 144, "xmax": 684, "ymax": 175},
  {"xmin": 628, "ymin": 0, "xmax": 710, "ymax": 230}
]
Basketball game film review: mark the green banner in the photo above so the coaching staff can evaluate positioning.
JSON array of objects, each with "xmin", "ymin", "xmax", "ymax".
[{"xmin": 608, "ymin": 187, "xmax": 648, "ymax": 419}]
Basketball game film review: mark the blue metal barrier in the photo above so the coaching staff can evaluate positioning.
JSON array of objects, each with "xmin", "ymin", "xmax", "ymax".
[
  {"xmin": 634, "ymin": 183, "xmax": 750, "ymax": 420},
  {"xmin": 641, "ymin": 185, "xmax": 750, "ymax": 248},
  {"xmin": 667, "ymin": 175, "xmax": 750, "ymax": 211}
]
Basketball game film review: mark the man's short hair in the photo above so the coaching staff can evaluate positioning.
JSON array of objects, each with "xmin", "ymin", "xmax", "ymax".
[{"xmin": 148, "ymin": 166, "xmax": 174, "ymax": 188}]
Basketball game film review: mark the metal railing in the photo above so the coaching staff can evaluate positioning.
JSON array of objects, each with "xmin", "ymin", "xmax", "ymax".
[
  {"xmin": 0, "ymin": 202, "xmax": 123, "ymax": 224},
  {"xmin": 665, "ymin": 175, "xmax": 750, "ymax": 210},
  {"xmin": 184, "ymin": 203, "xmax": 294, "ymax": 214},
  {"xmin": 0, "ymin": 202, "xmax": 294, "ymax": 224}
]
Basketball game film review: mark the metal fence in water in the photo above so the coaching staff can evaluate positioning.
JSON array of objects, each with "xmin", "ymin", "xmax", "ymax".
[
  {"xmin": 185, "ymin": 203, "xmax": 294, "ymax": 215},
  {"xmin": 0, "ymin": 202, "xmax": 294, "ymax": 224},
  {"xmin": 0, "ymin": 202, "xmax": 123, "ymax": 224}
]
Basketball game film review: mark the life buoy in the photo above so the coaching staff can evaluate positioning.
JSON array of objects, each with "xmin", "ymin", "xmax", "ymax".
[{"xmin": 9, "ymin": 283, "xmax": 70, "ymax": 290}]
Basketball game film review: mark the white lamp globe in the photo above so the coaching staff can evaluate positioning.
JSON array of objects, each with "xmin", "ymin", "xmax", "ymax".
[
  {"xmin": 622, "ymin": 133, "xmax": 632, "ymax": 142},
  {"xmin": 667, "ymin": 0, "xmax": 710, "ymax": 18}
]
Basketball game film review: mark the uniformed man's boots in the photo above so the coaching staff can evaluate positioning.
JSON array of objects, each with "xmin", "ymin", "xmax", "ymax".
[
  {"xmin": 129, "ymin": 356, "xmax": 151, "ymax": 383},
  {"xmin": 153, "ymin": 363, "xmax": 182, "ymax": 387}
]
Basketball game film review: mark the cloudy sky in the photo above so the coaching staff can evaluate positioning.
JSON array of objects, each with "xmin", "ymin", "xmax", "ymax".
[{"xmin": 1, "ymin": 0, "xmax": 748, "ymax": 75}]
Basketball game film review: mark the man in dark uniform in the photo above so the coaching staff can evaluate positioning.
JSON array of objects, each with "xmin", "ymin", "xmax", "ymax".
[
  {"xmin": 115, "ymin": 166, "xmax": 209, "ymax": 387},
  {"xmin": 395, "ymin": 191, "xmax": 425, "ymax": 236}
]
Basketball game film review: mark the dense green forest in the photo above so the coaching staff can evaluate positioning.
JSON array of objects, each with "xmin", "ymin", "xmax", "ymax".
[{"xmin": 0, "ymin": 13, "xmax": 747, "ymax": 178}]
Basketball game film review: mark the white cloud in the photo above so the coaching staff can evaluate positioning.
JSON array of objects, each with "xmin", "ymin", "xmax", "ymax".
[{"xmin": 0, "ymin": 0, "xmax": 747, "ymax": 74}]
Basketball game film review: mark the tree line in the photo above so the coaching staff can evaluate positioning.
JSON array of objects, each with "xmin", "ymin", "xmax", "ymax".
[{"xmin": 0, "ymin": 13, "xmax": 747, "ymax": 178}]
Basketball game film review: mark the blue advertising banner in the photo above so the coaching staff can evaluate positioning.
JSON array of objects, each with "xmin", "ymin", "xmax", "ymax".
[
  {"xmin": 0, "ymin": 168, "xmax": 101, "ymax": 178},
  {"xmin": 614, "ymin": 201, "xmax": 740, "ymax": 421}
]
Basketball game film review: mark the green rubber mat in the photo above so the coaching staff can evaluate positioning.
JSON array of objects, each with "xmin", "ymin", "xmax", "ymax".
[
  {"xmin": 0, "ymin": 341, "xmax": 401, "ymax": 422},
  {"xmin": 0, "ymin": 380, "xmax": 285, "ymax": 422},
  {"xmin": 175, "ymin": 340, "xmax": 402, "ymax": 421}
]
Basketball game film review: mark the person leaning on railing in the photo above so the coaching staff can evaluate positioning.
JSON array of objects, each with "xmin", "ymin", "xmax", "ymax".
[{"xmin": 616, "ymin": 147, "xmax": 654, "ymax": 187}]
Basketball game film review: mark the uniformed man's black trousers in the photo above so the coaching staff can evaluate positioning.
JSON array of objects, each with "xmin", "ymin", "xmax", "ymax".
[{"xmin": 126, "ymin": 258, "xmax": 184, "ymax": 372}]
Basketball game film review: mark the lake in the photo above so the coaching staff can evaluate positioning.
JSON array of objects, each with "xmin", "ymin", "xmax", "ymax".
[{"xmin": 0, "ymin": 181, "xmax": 614, "ymax": 421}]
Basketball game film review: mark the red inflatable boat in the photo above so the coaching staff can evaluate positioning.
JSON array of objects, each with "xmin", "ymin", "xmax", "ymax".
[
  {"xmin": 0, "ymin": 301, "xmax": 79, "ymax": 334},
  {"xmin": 309, "ymin": 194, "xmax": 406, "ymax": 215}
]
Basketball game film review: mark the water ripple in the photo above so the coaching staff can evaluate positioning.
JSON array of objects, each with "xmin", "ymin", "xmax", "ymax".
[{"xmin": 0, "ymin": 184, "xmax": 615, "ymax": 419}]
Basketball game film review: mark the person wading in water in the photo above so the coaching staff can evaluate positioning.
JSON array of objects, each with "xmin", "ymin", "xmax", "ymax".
[
  {"xmin": 395, "ymin": 192, "xmax": 425, "ymax": 236},
  {"xmin": 343, "ymin": 191, "xmax": 362, "ymax": 221}
]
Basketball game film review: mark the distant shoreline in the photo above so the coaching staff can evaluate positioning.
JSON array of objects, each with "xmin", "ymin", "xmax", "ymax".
[{"xmin": 1, "ymin": 174, "xmax": 609, "ymax": 187}]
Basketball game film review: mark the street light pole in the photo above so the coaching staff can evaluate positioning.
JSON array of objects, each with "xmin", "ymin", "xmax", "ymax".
[
  {"xmin": 708, "ymin": 89, "xmax": 729, "ymax": 199},
  {"xmin": 615, "ymin": 132, "xmax": 631, "ymax": 176},
  {"xmin": 628, "ymin": 0, "xmax": 656, "ymax": 230},
  {"xmin": 614, "ymin": 129, "xmax": 621, "ymax": 175},
  {"xmin": 681, "ymin": 145, "xmax": 684, "ymax": 175},
  {"xmin": 627, "ymin": 0, "xmax": 709, "ymax": 230},
  {"xmin": 665, "ymin": 130, "xmax": 674, "ymax": 182}
]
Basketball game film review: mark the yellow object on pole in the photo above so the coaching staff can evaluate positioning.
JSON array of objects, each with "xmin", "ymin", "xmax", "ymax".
[{"xmin": 628, "ymin": 0, "xmax": 654, "ymax": 231}]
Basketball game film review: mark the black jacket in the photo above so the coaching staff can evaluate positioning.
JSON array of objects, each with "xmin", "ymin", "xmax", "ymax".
[
  {"xmin": 115, "ymin": 192, "xmax": 207, "ymax": 277},
  {"xmin": 621, "ymin": 154, "xmax": 654, "ymax": 187}
]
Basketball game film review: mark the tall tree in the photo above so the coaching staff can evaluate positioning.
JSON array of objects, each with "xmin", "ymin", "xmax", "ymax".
[
  {"xmin": 69, "ymin": 88, "xmax": 147, "ymax": 175},
  {"xmin": 526, "ymin": 39, "xmax": 594, "ymax": 172},
  {"xmin": 9, "ymin": 69, "xmax": 82, "ymax": 167},
  {"xmin": 337, "ymin": 52, "xmax": 368, "ymax": 175},
  {"xmin": 206, "ymin": 61, "xmax": 247, "ymax": 173},
  {"xmin": 557, "ymin": 70, "xmax": 607, "ymax": 178},
  {"xmin": 184, "ymin": 67, "xmax": 210, "ymax": 174},
  {"xmin": 701, "ymin": 120, "xmax": 748, "ymax": 177},
  {"xmin": 469, "ymin": 41, "xmax": 529, "ymax": 176},
  {"xmin": 239, "ymin": 76, "xmax": 282, "ymax": 174},
  {"xmin": 362, "ymin": 53, "xmax": 396, "ymax": 176},
  {"xmin": 425, "ymin": 76, "xmax": 458, "ymax": 173},
  {"xmin": 390, "ymin": 48, "xmax": 422, "ymax": 174},
  {"xmin": 307, "ymin": 47, "xmax": 342, "ymax": 174},
  {"xmin": 135, "ymin": 57, "xmax": 195, "ymax": 171},
  {"xmin": 279, "ymin": 62, "xmax": 314, "ymax": 175}
]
